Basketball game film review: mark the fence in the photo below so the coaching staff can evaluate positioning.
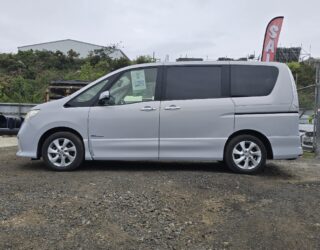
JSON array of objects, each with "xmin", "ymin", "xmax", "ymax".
[
  {"xmin": 0, "ymin": 103, "xmax": 36, "ymax": 116},
  {"xmin": 0, "ymin": 103, "xmax": 36, "ymax": 135}
]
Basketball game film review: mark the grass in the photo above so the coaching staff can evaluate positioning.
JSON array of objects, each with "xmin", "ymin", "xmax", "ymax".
[{"xmin": 302, "ymin": 150, "xmax": 315, "ymax": 159}]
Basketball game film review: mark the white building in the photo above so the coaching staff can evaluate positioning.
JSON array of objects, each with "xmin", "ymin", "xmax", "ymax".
[{"xmin": 18, "ymin": 39, "xmax": 128, "ymax": 59}]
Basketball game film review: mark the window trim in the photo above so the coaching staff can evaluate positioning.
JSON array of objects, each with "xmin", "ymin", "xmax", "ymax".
[{"xmin": 162, "ymin": 65, "xmax": 229, "ymax": 101}]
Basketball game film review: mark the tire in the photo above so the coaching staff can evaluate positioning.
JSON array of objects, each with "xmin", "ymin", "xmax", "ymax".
[
  {"xmin": 224, "ymin": 134, "xmax": 267, "ymax": 174},
  {"xmin": 42, "ymin": 131, "xmax": 84, "ymax": 171}
]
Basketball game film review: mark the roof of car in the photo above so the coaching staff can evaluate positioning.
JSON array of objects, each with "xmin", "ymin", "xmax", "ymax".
[{"xmin": 124, "ymin": 61, "xmax": 284, "ymax": 70}]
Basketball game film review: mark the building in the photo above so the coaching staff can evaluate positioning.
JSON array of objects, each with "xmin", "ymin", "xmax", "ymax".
[
  {"xmin": 18, "ymin": 39, "xmax": 128, "ymax": 59},
  {"xmin": 176, "ymin": 57, "xmax": 203, "ymax": 62},
  {"xmin": 217, "ymin": 57, "xmax": 248, "ymax": 61},
  {"xmin": 275, "ymin": 47, "xmax": 301, "ymax": 63}
]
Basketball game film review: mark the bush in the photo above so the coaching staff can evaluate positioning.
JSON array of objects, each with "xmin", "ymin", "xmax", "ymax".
[{"xmin": 0, "ymin": 48, "xmax": 137, "ymax": 103}]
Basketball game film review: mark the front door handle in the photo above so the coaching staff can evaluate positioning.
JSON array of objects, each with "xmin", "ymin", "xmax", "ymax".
[
  {"xmin": 141, "ymin": 106, "xmax": 157, "ymax": 111},
  {"xmin": 164, "ymin": 105, "xmax": 181, "ymax": 111}
]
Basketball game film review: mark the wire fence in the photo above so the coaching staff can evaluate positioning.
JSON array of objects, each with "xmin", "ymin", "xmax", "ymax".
[{"xmin": 297, "ymin": 84, "xmax": 315, "ymax": 114}]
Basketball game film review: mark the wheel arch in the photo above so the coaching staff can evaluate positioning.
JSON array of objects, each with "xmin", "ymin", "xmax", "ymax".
[
  {"xmin": 224, "ymin": 129, "xmax": 273, "ymax": 160},
  {"xmin": 37, "ymin": 127, "xmax": 84, "ymax": 158}
]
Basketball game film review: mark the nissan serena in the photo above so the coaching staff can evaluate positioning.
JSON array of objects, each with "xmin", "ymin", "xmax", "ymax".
[{"xmin": 17, "ymin": 61, "xmax": 302, "ymax": 173}]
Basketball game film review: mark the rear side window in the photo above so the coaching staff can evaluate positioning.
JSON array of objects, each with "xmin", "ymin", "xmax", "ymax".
[
  {"xmin": 231, "ymin": 65, "xmax": 279, "ymax": 97},
  {"xmin": 165, "ymin": 66, "xmax": 222, "ymax": 100}
]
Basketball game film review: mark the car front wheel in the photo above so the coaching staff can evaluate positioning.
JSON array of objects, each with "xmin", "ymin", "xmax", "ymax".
[{"xmin": 42, "ymin": 132, "xmax": 84, "ymax": 171}]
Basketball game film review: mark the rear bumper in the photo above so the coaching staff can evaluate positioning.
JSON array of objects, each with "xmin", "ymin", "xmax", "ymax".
[{"xmin": 269, "ymin": 135, "xmax": 303, "ymax": 160}]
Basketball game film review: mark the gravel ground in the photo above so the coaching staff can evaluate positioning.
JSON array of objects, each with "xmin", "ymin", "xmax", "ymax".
[{"xmin": 0, "ymin": 147, "xmax": 320, "ymax": 250}]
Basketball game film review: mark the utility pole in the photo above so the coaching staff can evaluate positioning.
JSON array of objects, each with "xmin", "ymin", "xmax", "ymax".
[{"xmin": 314, "ymin": 61, "xmax": 320, "ymax": 157}]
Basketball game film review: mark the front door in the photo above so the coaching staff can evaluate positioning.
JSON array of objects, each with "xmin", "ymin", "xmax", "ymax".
[{"xmin": 88, "ymin": 67, "xmax": 160, "ymax": 160}]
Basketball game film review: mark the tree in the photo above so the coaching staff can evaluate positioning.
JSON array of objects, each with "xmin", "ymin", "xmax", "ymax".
[
  {"xmin": 67, "ymin": 49, "xmax": 80, "ymax": 60},
  {"xmin": 0, "ymin": 48, "xmax": 158, "ymax": 103},
  {"xmin": 78, "ymin": 62, "xmax": 105, "ymax": 81},
  {"xmin": 288, "ymin": 62, "xmax": 316, "ymax": 109},
  {"xmin": 133, "ymin": 55, "xmax": 156, "ymax": 64}
]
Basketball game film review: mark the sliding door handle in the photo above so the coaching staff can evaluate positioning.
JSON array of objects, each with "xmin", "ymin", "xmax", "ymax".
[{"xmin": 164, "ymin": 105, "xmax": 181, "ymax": 111}]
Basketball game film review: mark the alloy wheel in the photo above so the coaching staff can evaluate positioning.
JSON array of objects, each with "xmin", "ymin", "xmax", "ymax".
[
  {"xmin": 47, "ymin": 138, "xmax": 77, "ymax": 168},
  {"xmin": 232, "ymin": 141, "xmax": 262, "ymax": 170}
]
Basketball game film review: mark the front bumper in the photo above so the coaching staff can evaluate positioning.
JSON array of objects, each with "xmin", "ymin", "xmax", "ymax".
[
  {"xmin": 301, "ymin": 135, "xmax": 314, "ymax": 150},
  {"xmin": 16, "ymin": 121, "xmax": 39, "ymax": 159}
]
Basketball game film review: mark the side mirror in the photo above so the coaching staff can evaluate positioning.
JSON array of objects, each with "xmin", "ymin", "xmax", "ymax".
[
  {"xmin": 99, "ymin": 90, "xmax": 110, "ymax": 101},
  {"xmin": 98, "ymin": 90, "xmax": 115, "ymax": 105}
]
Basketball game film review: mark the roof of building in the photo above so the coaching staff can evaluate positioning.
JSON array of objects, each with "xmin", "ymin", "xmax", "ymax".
[
  {"xmin": 18, "ymin": 39, "xmax": 129, "ymax": 59},
  {"xmin": 19, "ymin": 39, "xmax": 103, "ymax": 49}
]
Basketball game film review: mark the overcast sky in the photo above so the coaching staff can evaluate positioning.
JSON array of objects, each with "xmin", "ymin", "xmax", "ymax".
[{"xmin": 0, "ymin": 0, "xmax": 319, "ymax": 61}]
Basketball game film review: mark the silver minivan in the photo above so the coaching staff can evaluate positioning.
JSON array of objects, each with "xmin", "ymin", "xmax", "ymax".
[{"xmin": 17, "ymin": 61, "xmax": 302, "ymax": 173}]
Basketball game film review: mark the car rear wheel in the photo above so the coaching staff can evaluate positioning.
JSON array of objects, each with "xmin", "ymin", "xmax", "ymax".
[
  {"xmin": 225, "ymin": 134, "xmax": 267, "ymax": 174},
  {"xmin": 42, "ymin": 132, "xmax": 84, "ymax": 171}
]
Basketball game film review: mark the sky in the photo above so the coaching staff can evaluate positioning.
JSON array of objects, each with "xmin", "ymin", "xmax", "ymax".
[{"xmin": 0, "ymin": 0, "xmax": 319, "ymax": 61}]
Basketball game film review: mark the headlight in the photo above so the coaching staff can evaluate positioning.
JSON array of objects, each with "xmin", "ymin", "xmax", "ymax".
[{"xmin": 25, "ymin": 109, "xmax": 40, "ymax": 121}]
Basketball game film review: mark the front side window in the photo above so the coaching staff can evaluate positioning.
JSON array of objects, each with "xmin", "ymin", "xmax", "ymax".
[
  {"xmin": 108, "ymin": 68, "xmax": 157, "ymax": 105},
  {"xmin": 165, "ymin": 66, "xmax": 222, "ymax": 100},
  {"xmin": 66, "ymin": 78, "xmax": 109, "ymax": 107},
  {"xmin": 74, "ymin": 79, "xmax": 108, "ymax": 103}
]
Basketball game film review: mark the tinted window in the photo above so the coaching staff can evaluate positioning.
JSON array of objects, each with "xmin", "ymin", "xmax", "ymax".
[
  {"xmin": 165, "ymin": 66, "xmax": 222, "ymax": 100},
  {"xmin": 231, "ymin": 65, "xmax": 278, "ymax": 97}
]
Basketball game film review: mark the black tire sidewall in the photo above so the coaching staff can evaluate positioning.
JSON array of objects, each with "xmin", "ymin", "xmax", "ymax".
[
  {"xmin": 42, "ymin": 132, "xmax": 84, "ymax": 171},
  {"xmin": 225, "ymin": 134, "xmax": 267, "ymax": 174}
]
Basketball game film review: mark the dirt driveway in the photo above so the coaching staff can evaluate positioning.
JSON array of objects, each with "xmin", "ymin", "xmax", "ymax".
[{"xmin": 0, "ymin": 147, "xmax": 319, "ymax": 249}]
